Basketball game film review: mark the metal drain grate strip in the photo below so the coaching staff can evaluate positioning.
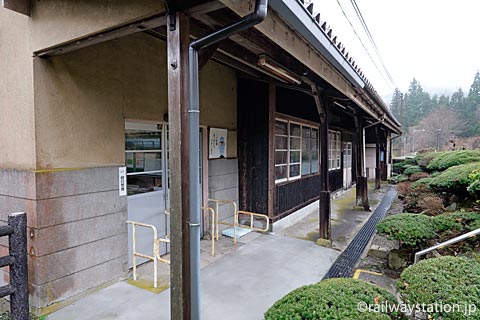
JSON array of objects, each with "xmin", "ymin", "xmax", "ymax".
[{"xmin": 322, "ymin": 187, "xmax": 397, "ymax": 279}]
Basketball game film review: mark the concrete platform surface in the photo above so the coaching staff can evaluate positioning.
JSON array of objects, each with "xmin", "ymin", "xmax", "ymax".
[{"xmin": 48, "ymin": 234, "xmax": 339, "ymax": 320}]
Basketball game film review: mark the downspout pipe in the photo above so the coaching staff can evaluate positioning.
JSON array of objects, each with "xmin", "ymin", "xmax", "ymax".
[{"xmin": 188, "ymin": 1, "xmax": 268, "ymax": 319}]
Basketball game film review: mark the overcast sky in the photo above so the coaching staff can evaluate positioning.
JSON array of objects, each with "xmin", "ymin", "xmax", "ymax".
[{"xmin": 311, "ymin": 0, "xmax": 480, "ymax": 102}]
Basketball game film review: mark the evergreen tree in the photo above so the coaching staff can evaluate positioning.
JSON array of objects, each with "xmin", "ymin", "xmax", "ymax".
[
  {"xmin": 466, "ymin": 71, "xmax": 480, "ymax": 136},
  {"xmin": 402, "ymin": 79, "xmax": 433, "ymax": 129},
  {"xmin": 390, "ymin": 88, "xmax": 403, "ymax": 123}
]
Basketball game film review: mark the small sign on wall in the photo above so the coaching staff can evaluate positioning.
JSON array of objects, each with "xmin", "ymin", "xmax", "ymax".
[
  {"xmin": 209, "ymin": 128, "xmax": 228, "ymax": 159},
  {"xmin": 119, "ymin": 167, "xmax": 127, "ymax": 196}
]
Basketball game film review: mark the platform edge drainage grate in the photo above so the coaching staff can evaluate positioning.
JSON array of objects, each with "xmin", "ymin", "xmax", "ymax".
[{"xmin": 322, "ymin": 187, "xmax": 397, "ymax": 279}]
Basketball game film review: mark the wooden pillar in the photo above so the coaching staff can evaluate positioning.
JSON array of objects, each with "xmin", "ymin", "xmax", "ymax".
[
  {"xmin": 267, "ymin": 83, "xmax": 276, "ymax": 219},
  {"xmin": 167, "ymin": 12, "xmax": 191, "ymax": 320},
  {"xmin": 375, "ymin": 126, "xmax": 381, "ymax": 189},
  {"xmin": 319, "ymin": 96, "xmax": 331, "ymax": 239},
  {"xmin": 355, "ymin": 116, "xmax": 370, "ymax": 211}
]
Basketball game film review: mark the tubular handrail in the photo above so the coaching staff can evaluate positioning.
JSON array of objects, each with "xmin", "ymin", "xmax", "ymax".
[
  {"xmin": 201, "ymin": 206, "xmax": 216, "ymax": 256},
  {"xmin": 414, "ymin": 227, "xmax": 480, "ymax": 263},
  {"xmin": 208, "ymin": 199, "xmax": 238, "ymax": 244},
  {"xmin": 237, "ymin": 210, "xmax": 270, "ymax": 232},
  {"xmin": 126, "ymin": 220, "xmax": 170, "ymax": 288}
]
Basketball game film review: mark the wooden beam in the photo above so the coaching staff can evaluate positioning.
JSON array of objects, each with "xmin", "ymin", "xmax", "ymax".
[
  {"xmin": 167, "ymin": 12, "xmax": 191, "ymax": 320},
  {"xmin": 375, "ymin": 126, "xmax": 381, "ymax": 189},
  {"xmin": 198, "ymin": 43, "xmax": 220, "ymax": 70},
  {"xmin": 186, "ymin": 1, "xmax": 225, "ymax": 17},
  {"xmin": 3, "ymin": 0, "xmax": 30, "ymax": 16}
]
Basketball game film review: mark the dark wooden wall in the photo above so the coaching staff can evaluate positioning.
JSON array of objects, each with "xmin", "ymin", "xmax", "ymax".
[
  {"xmin": 274, "ymin": 175, "xmax": 321, "ymax": 219},
  {"xmin": 328, "ymin": 170, "xmax": 343, "ymax": 192},
  {"xmin": 237, "ymin": 78, "xmax": 270, "ymax": 214}
]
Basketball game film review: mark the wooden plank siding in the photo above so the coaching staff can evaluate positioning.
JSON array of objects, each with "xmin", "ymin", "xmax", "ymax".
[
  {"xmin": 237, "ymin": 78, "xmax": 270, "ymax": 215},
  {"xmin": 274, "ymin": 174, "xmax": 321, "ymax": 219}
]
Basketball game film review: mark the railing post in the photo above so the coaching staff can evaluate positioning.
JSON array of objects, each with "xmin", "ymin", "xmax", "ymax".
[{"xmin": 8, "ymin": 212, "xmax": 28, "ymax": 320}]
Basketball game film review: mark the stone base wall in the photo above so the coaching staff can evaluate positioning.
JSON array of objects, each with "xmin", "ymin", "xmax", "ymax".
[{"xmin": 0, "ymin": 167, "xmax": 128, "ymax": 314}]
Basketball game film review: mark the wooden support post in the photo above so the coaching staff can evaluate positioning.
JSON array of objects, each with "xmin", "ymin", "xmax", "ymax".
[
  {"xmin": 355, "ymin": 116, "xmax": 370, "ymax": 211},
  {"xmin": 267, "ymin": 83, "xmax": 276, "ymax": 219},
  {"xmin": 318, "ymin": 95, "xmax": 331, "ymax": 239},
  {"xmin": 375, "ymin": 126, "xmax": 381, "ymax": 189},
  {"xmin": 167, "ymin": 12, "xmax": 191, "ymax": 320}
]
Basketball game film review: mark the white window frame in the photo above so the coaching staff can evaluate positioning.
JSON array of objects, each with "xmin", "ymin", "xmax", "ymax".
[
  {"xmin": 328, "ymin": 130, "xmax": 342, "ymax": 171},
  {"xmin": 275, "ymin": 118, "xmax": 319, "ymax": 183}
]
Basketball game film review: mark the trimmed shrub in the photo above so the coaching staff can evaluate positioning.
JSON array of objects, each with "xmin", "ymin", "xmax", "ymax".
[
  {"xmin": 398, "ymin": 256, "xmax": 480, "ymax": 319},
  {"xmin": 468, "ymin": 170, "xmax": 480, "ymax": 197},
  {"xmin": 403, "ymin": 165, "xmax": 423, "ymax": 176},
  {"xmin": 411, "ymin": 177, "xmax": 433, "ymax": 189},
  {"xmin": 427, "ymin": 150, "xmax": 480, "ymax": 171},
  {"xmin": 394, "ymin": 175, "xmax": 409, "ymax": 183},
  {"xmin": 433, "ymin": 211, "xmax": 480, "ymax": 233},
  {"xmin": 414, "ymin": 151, "xmax": 445, "ymax": 168},
  {"xmin": 409, "ymin": 172, "xmax": 429, "ymax": 182},
  {"xmin": 428, "ymin": 162, "xmax": 480, "ymax": 193},
  {"xmin": 376, "ymin": 213, "xmax": 435, "ymax": 246},
  {"xmin": 264, "ymin": 278, "xmax": 402, "ymax": 320}
]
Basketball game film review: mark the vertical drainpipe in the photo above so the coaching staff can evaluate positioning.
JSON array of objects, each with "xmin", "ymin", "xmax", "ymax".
[{"xmin": 188, "ymin": 1, "xmax": 268, "ymax": 318}]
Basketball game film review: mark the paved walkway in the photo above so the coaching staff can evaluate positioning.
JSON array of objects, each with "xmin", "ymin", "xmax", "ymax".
[
  {"xmin": 48, "ymin": 184, "xmax": 388, "ymax": 320},
  {"xmin": 49, "ymin": 235, "xmax": 339, "ymax": 320}
]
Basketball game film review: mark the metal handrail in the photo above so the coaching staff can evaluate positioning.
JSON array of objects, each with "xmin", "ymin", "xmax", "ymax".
[
  {"xmin": 126, "ymin": 220, "xmax": 170, "ymax": 288},
  {"xmin": 237, "ymin": 210, "xmax": 270, "ymax": 232},
  {"xmin": 414, "ymin": 227, "xmax": 480, "ymax": 263},
  {"xmin": 201, "ymin": 206, "xmax": 216, "ymax": 256},
  {"xmin": 208, "ymin": 199, "xmax": 238, "ymax": 244}
]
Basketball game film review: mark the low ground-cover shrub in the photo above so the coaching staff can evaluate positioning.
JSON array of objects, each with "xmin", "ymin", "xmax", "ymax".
[
  {"xmin": 414, "ymin": 151, "xmax": 445, "ymax": 168},
  {"xmin": 433, "ymin": 211, "xmax": 480, "ymax": 233},
  {"xmin": 428, "ymin": 162, "xmax": 480, "ymax": 194},
  {"xmin": 376, "ymin": 213, "xmax": 435, "ymax": 246},
  {"xmin": 468, "ymin": 170, "xmax": 480, "ymax": 197},
  {"xmin": 398, "ymin": 256, "xmax": 480, "ymax": 319},
  {"xmin": 427, "ymin": 150, "xmax": 480, "ymax": 171},
  {"xmin": 394, "ymin": 175, "xmax": 409, "ymax": 183},
  {"xmin": 411, "ymin": 177, "xmax": 432, "ymax": 189},
  {"xmin": 264, "ymin": 278, "xmax": 402, "ymax": 320},
  {"xmin": 403, "ymin": 165, "xmax": 423, "ymax": 176}
]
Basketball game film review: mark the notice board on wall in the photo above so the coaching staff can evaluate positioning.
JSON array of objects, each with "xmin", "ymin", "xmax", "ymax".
[{"xmin": 209, "ymin": 128, "xmax": 227, "ymax": 159}]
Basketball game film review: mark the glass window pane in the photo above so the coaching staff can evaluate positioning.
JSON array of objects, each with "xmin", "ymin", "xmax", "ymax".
[
  {"xmin": 275, "ymin": 136, "xmax": 288, "ymax": 149},
  {"xmin": 301, "ymin": 161, "xmax": 311, "ymax": 175},
  {"xmin": 290, "ymin": 151, "xmax": 300, "ymax": 163},
  {"xmin": 275, "ymin": 151, "xmax": 288, "ymax": 165},
  {"xmin": 127, "ymin": 174, "xmax": 162, "ymax": 196},
  {"xmin": 311, "ymin": 152, "xmax": 319, "ymax": 173},
  {"xmin": 290, "ymin": 137, "xmax": 301, "ymax": 150},
  {"xmin": 290, "ymin": 164, "xmax": 300, "ymax": 177},
  {"xmin": 126, "ymin": 130, "xmax": 161, "ymax": 151},
  {"xmin": 302, "ymin": 127, "xmax": 311, "ymax": 138},
  {"xmin": 302, "ymin": 136, "xmax": 311, "ymax": 150},
  {"xmin": 275, "ymin": 121, "xmax": 288, "ymax": 135},
  {"xmin": 311, "ymin": 129, "xmax": 318, "ymax": 139},
  {"xmin": 275, "ymin": 165, "xmax": 288, "ymax": 180},
  {"xmin": 290, "ymin": 123, "xmax": 301, "ymax": 137}
]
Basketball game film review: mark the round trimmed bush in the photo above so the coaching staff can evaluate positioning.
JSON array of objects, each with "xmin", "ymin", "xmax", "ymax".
[
  {"xmin": 409, "ymin": 172, "xmax": 429, "ymax": 182},
  {"xmin": 376, "ymin": 213, "xmax": 435, "ymax": 246},
  {"xmin": 427, "ymin": 150, "xmax": 480, "ymax": 171},
  {"xmin": 403, "ymin": 165, "xmax": 423, "ymax": 176},
  {"xmin": 414, "ymin": 151, "xmax": 445, "ymax": 168},
  {"xmin": 411, "ymin": 177, "xmax": 433, "ymax": 189},
  {"xmin": 398, "ymin": 256, "xmax": 480, "ymax": 319},
  {"xmin": 433, "ymin": 211, "xmax": 480, "ymax": 233},
  {"xmin": 264, "ymin": 278, "xmax": 401, "ymax": 320},
  {"xmin": 428, "ymin": 162, "xmax": 480, "ymax": 193}
]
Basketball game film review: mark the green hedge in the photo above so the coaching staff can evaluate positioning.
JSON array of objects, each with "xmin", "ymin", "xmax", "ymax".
[
  {"xmin": 376, "ymin": 213, "xmax": 435, "ymax": 246},
  {"xmin": 428, "ymin": 162, "xmax": 480, "ymax": 193},
  {"xmin": 411, "ymin": 177, "xmax": 433, "ymax": 189},
  {"xmin": 398, "ymin": 256, "xmax": 480, "ymax": 319},
  {"xmin": 414, "ymin": 151, "xmax": 445, "ymax": 168},
  {"xmin": 264, "ymin": 278, "xmax": 402, "ymax": 320},
  {"xmin": 427, "ymin": 150, "xmax": 480, "ymax": 171},
  {"xmin": 432, "ymin": 211, "xmax": 480, "ymax": 233},
  {"xmin": 468, "ymin": 170, "xmax": 480, "ymax": 196}
]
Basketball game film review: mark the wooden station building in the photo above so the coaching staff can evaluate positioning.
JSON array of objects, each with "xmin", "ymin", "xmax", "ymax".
[{"xmin": 0, "ymin": 0, "xmax": 400, "ymax": 316}]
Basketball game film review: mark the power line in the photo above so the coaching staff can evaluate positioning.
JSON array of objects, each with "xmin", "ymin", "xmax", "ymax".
[
  {"xmin": 348, "ymin": 0, "xmax": 397, "ymax": 87},
  {"xmin": 334, "ymin": 0, "xmax": 393, "ymax": 88}
]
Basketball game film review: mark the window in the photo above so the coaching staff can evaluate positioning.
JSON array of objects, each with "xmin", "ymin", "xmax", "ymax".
[
  {"xmin": 328, "ymin": 130, "xmax": 341, "ymax": 170},
  {"xmin": 125, "ymin": 124, "xmax": 163, "ymax": 196},
  {"xmin": 343, "ymin": 142, "xmax": 352, "ymax": 169},
  {"xmin": 275, "ymin": 119, "xmax": 319, "ymax": 183}
]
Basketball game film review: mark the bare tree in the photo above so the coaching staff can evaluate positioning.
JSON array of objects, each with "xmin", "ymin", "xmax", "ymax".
[{"xmin": 411, "ymin": 109, "xmax": 465, "ymax": 151}]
